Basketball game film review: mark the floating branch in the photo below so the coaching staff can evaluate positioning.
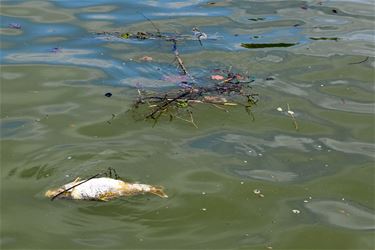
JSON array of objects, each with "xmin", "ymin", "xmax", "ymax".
[{"xmin": 131, "ymin": 68, "xmax": 258, "ymax": 127}]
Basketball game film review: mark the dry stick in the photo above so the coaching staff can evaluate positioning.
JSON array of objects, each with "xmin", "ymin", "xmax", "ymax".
[
  {"xmin": 212, "ymin": 104, "xmax": 229, "ymax": 112},
  {"xmin": 174, "ymin": 48, "xmax": 189, "ymax": 75},
  {"xmin": 175, "ymin": 111, "xmax": 198, "ymax": 128},
  {"xmin": 189, "ymin": 111, "xmax": 198, "ymax": 128},
  {"xmin": 137, "ymin": 11, "xmax": 161, "ymax": 37},
  {"xmin": 146, "ymin": 91, "xmax": 191, "ymax": 119},
  {"xmin": 287, "ymin": 103, "xmax": 299, "ymax": 131}
]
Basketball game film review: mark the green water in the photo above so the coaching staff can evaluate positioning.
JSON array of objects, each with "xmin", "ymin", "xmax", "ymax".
[{"xmin": 1, "ymin": 1, "xmax": 374, "ymax": 249}]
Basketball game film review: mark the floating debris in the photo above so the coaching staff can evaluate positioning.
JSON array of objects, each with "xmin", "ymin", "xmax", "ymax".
[
  {"xmin": 131, "ymin": 67, "xmax": 258, "ymax": 127},
  {"xmin": 253, "ymin": 189, "xmax": 264, "ymax": 198},
  {"xmin": 46, "ymin": 168, "xmax": 167, "ymax": 201},
  {"xmin": 140, "ymin": 56, "xmax": 153, "ymax": 61},
  {"xmin": 192, "ymin": 27, "xmax": 208, "ymax": 46},
  {"xmin": 8, "ymin": 23, "xmax": 21, "ymax": 29},
  {"xmin": 104, "ymin": 92, "xmax": 112, "ymax": 97},
  {"xmin": 211, "ymin": 75, "xmax": 225, "ymax": 80},
  {"xmin": 310, "ymin": 37, "xmax": 339, "ymax": 41},
  {"xmin": 241, "ymin": 43, "xmax": 297, "ymax": 49},
  {"xmin": 49, "ymin": 47, "xmax": 61, "ymax": 53},
  {"xmin": 276, "ymin": 107, "xmax": 283, "ymax": 112},
  {"xmin": 292, "ymin": 209, "xmax": 301, "ymax": 214},
  {"xmin": 349, "ymin": 56, "xmax": 369, "ymax": 65},
  {"xmin": 287, "ymin": 103, "xmax": 298, "ymax": 131},
  {"xmin": 248, "ymin": 17, "xmax": 265, "ymax": 21}
]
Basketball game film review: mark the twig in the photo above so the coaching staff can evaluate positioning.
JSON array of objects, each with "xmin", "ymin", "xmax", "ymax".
[
  {"xmin": 137, "ymin": 12, "xmax": 161, "ymax": 37},
  {"xmin": 287, "ymin": 103, "xmax": 299, "ymax": 131},
  {"xmin": 349, "ymin": 56, "xmax": 369, "ymax": 65},
  {"xmin": 175, "ymin": 111, "xmax": 198, "ymax": 128},
  {"xmin": 173, "ymin": 41, "xmax": 189, "ymax": 75},
  {"xmin": 212, "ymin": 104, "xmax": 229, "ymax": 112}
]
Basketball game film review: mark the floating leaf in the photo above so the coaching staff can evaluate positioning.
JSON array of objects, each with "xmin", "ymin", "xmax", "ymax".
[
  {"xmin": 120, "ymin": 33, "xmax": 131, "ymax": 39},
  {"xmin": 211, "ymin": 75, "xmax": 224, "ymax": 80}
]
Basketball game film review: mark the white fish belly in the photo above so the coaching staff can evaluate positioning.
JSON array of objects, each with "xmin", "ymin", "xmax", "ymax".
[{"xmin": 71, "ymin": 177, "xmax": 124, "ymax": 199}]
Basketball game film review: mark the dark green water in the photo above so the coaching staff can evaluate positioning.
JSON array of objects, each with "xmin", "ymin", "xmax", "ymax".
[{"xmin": 1, "ymin": 1, "xmax": 374, "ymax": 249}]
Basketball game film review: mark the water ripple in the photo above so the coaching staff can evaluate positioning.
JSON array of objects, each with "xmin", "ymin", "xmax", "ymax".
[{"xmin": 305, "ymin": 200, "xmax": 375, "ymax": 230}]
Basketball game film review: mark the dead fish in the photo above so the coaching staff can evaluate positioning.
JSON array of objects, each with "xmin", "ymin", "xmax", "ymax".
[{"xmin": 45, "ymin": 177, "xmax": 168, "ymax": 201}]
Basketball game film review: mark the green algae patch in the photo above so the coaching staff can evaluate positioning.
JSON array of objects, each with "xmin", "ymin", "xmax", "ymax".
[{"xmin": 241, "ymin": 43, "xmax": 297, "ymax": 49}]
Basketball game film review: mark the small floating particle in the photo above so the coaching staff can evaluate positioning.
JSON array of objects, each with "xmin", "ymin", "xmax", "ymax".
[
  {"xmin": 287, "ymin": 110, "xmax": 295, "ymax": 115},
  {"xmin": 253, "ymin": 189, "xmax": 261, "ymax": 194},
  {"xmin": 50, "ymin": 47, "xmax": 61, "ymax": 53},
  {"xmin": 240, "ymin": 181, "xmax": 244, "ymax": 185},
  {"xmin": 304, "ymin": 200, "xmax": 309, "ymax": 203},
  {"xmin": 277, "ymin": 107, "xmax": 283, "ymax": 112},
  {"xmin": 332, "ymin": 9, "xmax": 337, "ymax": 14},
  {"xmin": 140, "ymin": 56, "xmax": 153, "ymax": 61},
  {"xmin": 201, "ymin": 208, "xmax": 207, "ymax": 211},
  {"xmin": 67, "ymin": 156, "xmax": 72, "ymax": 160},
  {"xmin": 202, "ymin": 192, "xmax": 206, "ymax": 195},
  {"xmin": 104, "ymin": 92, "xmax": 112, "ymax": 97},
  {"xmin": 211, "ymin": 75, "xmax": 224, "ymax": 80},
  {"xmin": 244, "ymin": 160, "xmax": 247, "ymax": 163},
  {"xmin": 292, "ymin": 209, "xmax": 301, "ymax": 214}
]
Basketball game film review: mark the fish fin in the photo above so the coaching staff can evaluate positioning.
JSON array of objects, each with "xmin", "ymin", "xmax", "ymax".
[
  {"xmin": 98, "ymin": 197, "xmax": 110, "ymax": 202},
  {"xmin": 98, "ymin": 192, "xmax": 117, "ymax": 202},
  {"xmin": 150, "ymin": 186, "xmax": 168, "ymax": 198},
  {"xmin": 73, "ymin": 177, "xmax": 81, "ymax": 183}
]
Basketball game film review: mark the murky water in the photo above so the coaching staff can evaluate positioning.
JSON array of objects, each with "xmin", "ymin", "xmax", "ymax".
[{"xmin": 1, "ymin": 0, "xmax": 374, "ymax": 249}]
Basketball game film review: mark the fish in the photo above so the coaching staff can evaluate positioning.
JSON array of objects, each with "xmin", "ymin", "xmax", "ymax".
[{"xmin": 45, "ymin": 177, "xmax": 168, "ymax": 201}]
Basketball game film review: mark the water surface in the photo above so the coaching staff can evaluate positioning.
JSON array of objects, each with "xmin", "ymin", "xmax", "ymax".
[{"xmin": 1, "ymin": 0, "xmax": 374, "ymax": 249}]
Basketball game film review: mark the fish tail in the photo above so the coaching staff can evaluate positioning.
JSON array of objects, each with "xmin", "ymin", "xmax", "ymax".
[{"xmin": 149, "ymin": 186, "xmax": 168, "ymax": 198}]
